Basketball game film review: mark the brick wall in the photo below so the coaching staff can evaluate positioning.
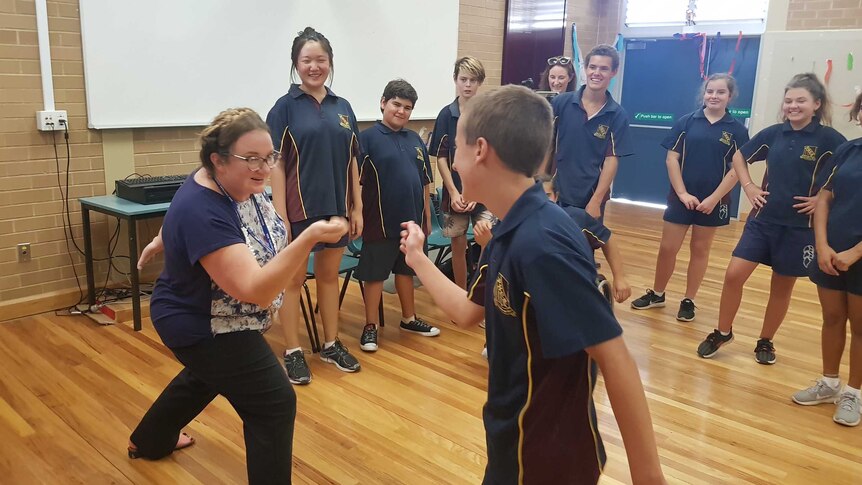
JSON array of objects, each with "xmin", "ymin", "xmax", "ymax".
[
  {"xmin": 565, "ymin": 0, "xmax": 624, "ymax": 58},
  {"xmin": 787, "ymin": 0, "xmax": 862, "ymax": 29}
]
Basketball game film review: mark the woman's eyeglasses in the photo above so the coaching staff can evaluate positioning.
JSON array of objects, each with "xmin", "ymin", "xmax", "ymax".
[
  {"xmin": 547, "ymin": 56, "xmax": 572, "ymax": 66},
  {"xmin": 228, "ymin": 151, "xmax": 280, "ymax": 171}
]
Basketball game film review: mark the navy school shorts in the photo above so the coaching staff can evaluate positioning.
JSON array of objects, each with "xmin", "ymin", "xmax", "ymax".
[
  {"xmin": 663, "ymin": 194, "xmax": 731, "ymax": 227},
  {"xmin": 355, "ymin": 239, "xmax": 426, "ymax": 282},
  {"xmin": 290, "ymin": 215, "xmax": 349, "ymax": 253},
  {"xmin": 809, "ymin": 256, "xmax": 862, "ymax": 296},
  {"xmin": 731, "ymin": 217, "xmax": 815, "ymax": 277}
]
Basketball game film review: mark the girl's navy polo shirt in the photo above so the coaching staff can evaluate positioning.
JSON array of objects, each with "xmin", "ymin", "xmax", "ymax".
[
  {"xmin": 661, "ymin": 109, "xmax": 750, "ymax": 201},
  {"xmin": 358, "ymin": 122, "xmax": 433, "ymax": 242},
  {"xmin": 742, "ymin": 118, "xmax": 846, "ymax": 228},
  {"xmin": 266, "ymin": 84, "xmax": 361, "ymax": 223},
  {"xmin": 822, "ymin": 137, "xmax": 862, "ymax": 251}
]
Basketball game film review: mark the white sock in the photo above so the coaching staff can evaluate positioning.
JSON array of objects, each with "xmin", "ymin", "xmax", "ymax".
[
  {"xmin": 284, "ymin": 347, "xmax": 302, "ymax": 356},
  {"xmin": 719, "ymin": 330, "xmax": 731, "ymax": 336},
  {"xmin": 324, "ymin": 340, "xmax": 335, "ymax": 349},
  {"xmin": 401, "ymin": 315, "xmax": 416, "ymax": 324},
  {"xmin": 654, "ymin": 291, "xmax": 665, "ymax": 297},
  {"xmin": 844, "ymin": 385, "xmax": 862, "ymax": 399},
  {"xmin": 822, "ymin": 375, "xmax": 841, "ymax": 389}
]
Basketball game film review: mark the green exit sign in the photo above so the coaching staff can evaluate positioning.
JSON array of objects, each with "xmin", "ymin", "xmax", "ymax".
[
  {"xmin": 633, "ymin": 112, "xmax": 674, "ymax": 123},
  {"xmin": 728, "ymin": 108, "xmax": 751, "ymax": 117}
]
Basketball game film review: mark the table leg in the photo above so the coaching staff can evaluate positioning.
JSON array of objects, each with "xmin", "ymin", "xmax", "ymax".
[
  {"xmin": 128, "ymin": 218, "xmax": 142, "ymax": 331},
  {"xmin": 82, "ymin": 206, "xmax": 95, "ymax": 309}
]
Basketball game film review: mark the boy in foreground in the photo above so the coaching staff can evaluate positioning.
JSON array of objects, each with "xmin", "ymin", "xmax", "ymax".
[{"xmin": 399, "ymin": 85, "xmax": 665, "ymax": 484}]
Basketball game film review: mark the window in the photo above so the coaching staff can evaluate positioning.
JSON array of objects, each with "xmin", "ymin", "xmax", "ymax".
[
  {"xmin": 625, "ymin": 0, "xmax": 688, "ymax": 27},
  {"xmin": 695, "ymin": 0, "xmax": 769, "ymax": 23}
]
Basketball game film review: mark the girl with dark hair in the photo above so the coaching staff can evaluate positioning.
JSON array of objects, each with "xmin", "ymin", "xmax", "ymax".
[
  {"xmin": 793, "ymin": 92, "xmax": 862, "ymax": 426},
  {"xmin": 266, "ymin": 27, "xmax": 364, "ymax": 384},
  {"xmin": 129, "ymin": 108, "xmax": 347, "ymax": 483},
  {"xmin": 696, "ymin": 73, "xmax": 847, "ymax": 365},
  {"xmin": 632, "ymin": 73, "xmax": 749, "ymax": 321}
]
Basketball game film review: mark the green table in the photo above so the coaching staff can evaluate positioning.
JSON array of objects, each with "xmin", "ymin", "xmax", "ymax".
[{"xmin": 79, "ymin": 195, "xmax": 169, "ymax": 331}]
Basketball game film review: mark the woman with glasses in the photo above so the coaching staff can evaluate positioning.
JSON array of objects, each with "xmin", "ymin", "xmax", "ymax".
[
  {"xmin": 266, "ymin": 27, "xmax": 364, "ymax": 384},
  {"xmin": 128, "ymin": 107, "xmax": 348, "ymax": 484},
  {"xmin": 539, "ymin": 56, "xmax": 575, "ymax": 94}
]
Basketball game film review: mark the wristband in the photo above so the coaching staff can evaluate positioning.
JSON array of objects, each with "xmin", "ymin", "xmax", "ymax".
[{"xmin": 743, "ymin": 182, "xmax": 754, "ymax": 189}]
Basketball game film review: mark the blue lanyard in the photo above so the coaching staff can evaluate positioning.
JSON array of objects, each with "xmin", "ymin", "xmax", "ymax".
[{"xmin": 212, "ymin": 176, "xmax": 276, "ymax": 257}]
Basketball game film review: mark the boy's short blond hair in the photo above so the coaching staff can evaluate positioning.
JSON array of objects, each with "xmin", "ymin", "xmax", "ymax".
[
  {"xmin": 461, "ymin": 85, "xmax": 552, "ymax": 177},
  {"xmin": 453, "ymin": 56, "xmax": 486, "ymax": 82}
]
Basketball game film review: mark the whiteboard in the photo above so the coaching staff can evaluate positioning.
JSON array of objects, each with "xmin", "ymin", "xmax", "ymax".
[
  {"xmin": 79, "ymin": 0, "xmax": 460, "ymax": 129},
  {"xmin": 750, "ymin": 29, "xmax": 862, "ymax": 139}
]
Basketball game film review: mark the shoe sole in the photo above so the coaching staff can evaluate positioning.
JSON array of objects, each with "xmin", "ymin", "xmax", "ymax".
[
  {"xmin": 833, "ymin": 414, "xmax": 861, "ymax": 427},
  {"xmin": 631, "ymin": 302, "xmax": 665, "ymax": 310},
  {"xmin": 792, "ymin": 396, "xmax": 838, "ymax": 406},
  {"xmin": 698, "ymin": 335, "xmax": 734, "ymax": 358},
  {"xmin": 401, "ymin": 327, "xmax": 441, "ymax": 337},
  {"xmin": 676, "ymin": 314, "xmax": 695, "ymax": 322},
  {"xmin": 754, "ymin": 355, "xmax": 776, "ymax": 365},
  {"xmin": 287, "ymin": 375, "xmax": 311, "ymax": 385},
  {"xmin": 360, "ymin": 343, "xmax": 378, "ymax": 352},
  {"xmin": 319, "ymin": 356, "xmax": 360, "ymax": 372}
]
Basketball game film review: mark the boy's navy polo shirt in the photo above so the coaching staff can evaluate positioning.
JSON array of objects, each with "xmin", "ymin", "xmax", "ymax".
[
  {"xmin": 429, "ymin": 98, "xmax": 462, "ymax": 212},
  {"xmin": 359, "ymin": 122, "xmax": 433, "ymax": 242},
  {"xmin": 822, "ymin": 137, "xmax": 862, "ymax": 252},
  {"xmin": 562, "ymin": 205, "xmax": 611, "ymax": 251},
  {"xmin": 742, "ymin": 118, "xmax": 846, "ymax": 228},
  {"xmin": 466, "ymin": 183, "xmax": 623, "ymax": 484},
  {"xmin": 661, "ymin": 109, "xmax": 750, "ymax": 202},
  {"xmin": 266, "ymin": 84, "xmax": 361, "ymax": 223},
  {"xmin": 551, "ymin": 85, "xmax": 634, "ymax": 208}
]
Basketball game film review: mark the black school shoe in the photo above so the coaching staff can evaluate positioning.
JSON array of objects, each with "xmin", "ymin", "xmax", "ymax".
[
  {"xmin": 677, "ymin": 298, "xmax": 696, "ymax": 322},
  {"xmin": 400, "ymin": 318, "xmax": 440, "ymax": 337},
  {"xmin": 320, "ymin": 338, "xmax": 361, "ymax": 372},
  {"xmin": 697, "ymin": 329, "xmax": 734, "ymax": 358},
  {"xmin": 284, "ymin": 349, "xmax": 312, "ymax": 385},
  {"xmin": 359, "ymin": 324, "xmax": 378, "ymax": 352},
  {"xmin": 754, "ymin": 338, "xmax": 776, "ymax": 365},
  {"xmin": 631, "ymin": 289, "xmax": 666, "ymax": 310}
]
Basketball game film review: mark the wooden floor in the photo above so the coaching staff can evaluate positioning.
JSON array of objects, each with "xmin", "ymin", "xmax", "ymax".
[{"xmin": 1, "ymin": 202, "xmax": 860, "ymax": 484}]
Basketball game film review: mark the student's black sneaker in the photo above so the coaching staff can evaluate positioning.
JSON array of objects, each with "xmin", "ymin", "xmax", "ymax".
[
  {"xmin": 677, "ymin": 298, "xmax": 696, "ymax": 322},
  {"xmin": 359, "ymin": 324, "xmax": 378, "ymax": 353},
  {"xmin": 284, "ymin": 349, "xmax": 312, "ymax": 385},
  {"xmin": 631, "ymin": 289, "xmax": 666, "ymax": 310},
  {"xmin": 320, "ymin": 338, "xmax": 361, "ymax": 372},
  {"xmin": 754, "ymin": 338, "xmax": 776, "ymax": 365},
  {"xmin": 697, "ymin": 329, "xmax": 734, "ymax": 358},
  {"xmin": 400, "ymin": 318, "xmax": 440, "ymax": 337}
]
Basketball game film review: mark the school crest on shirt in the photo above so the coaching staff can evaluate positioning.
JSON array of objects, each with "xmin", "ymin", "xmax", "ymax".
[
  {"xmin": 801, "ymin": 146, "xmax": 818, "ymax": 162},
  {"xmin": 593, "ymin": 124, "xmax": 609, "ymax": 140},
  {"xmin": 719, "ymin": 131, "xmax": 732, "ymax": 146},
  {"xmin": 415, "ymin": 146, "xmax": 425, "ymax": 160},
  {"xmin": 493, "ymin": 274, "xmax": 518, "ymax": 318},
  {"xmin": 338, "ymin": 114, "xmax": 351, "ymax": 130}
]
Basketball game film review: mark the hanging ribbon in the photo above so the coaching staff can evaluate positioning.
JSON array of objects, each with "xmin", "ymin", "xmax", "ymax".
[
  {"xmin": 699, "ymin": 33, "xmax": 707, "ymax": 79},
  {"xmin": 728, "ymin": 31, "xmax": 743, "ymax": 75},
  {"xmin": 825, "ymin": 58, "xmax": 833, "ymax": 84},
  {"xmin": 848, "ymin": 52, "xmax": 854, "ymax": 71},
  {"xmin": 572, "ymin": 23, "xmax": 586, "ymax": 88},
  {"xmin": 609, "ymin": 33, "xmax": 624, "ymax": 92}
]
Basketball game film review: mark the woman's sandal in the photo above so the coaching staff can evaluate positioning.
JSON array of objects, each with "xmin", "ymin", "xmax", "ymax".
[{"xmin": 128, "ymin": 432, "xmax": 196, "ymax": 459}]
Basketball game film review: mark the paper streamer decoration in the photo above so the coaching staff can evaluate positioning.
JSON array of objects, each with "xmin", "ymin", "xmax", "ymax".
[
  {"xmin": 609, "ymin": 33, "xmax": 623, "ymax": 92},
  {"xmin": 572, "ymin": 23, "xmax": 586, "ymax": 88},
  {"xmin": 849, "ymin": 53, "xmax": 854, "ymax": 71},
  {"xmin": 825, "ymin": 58, "xmax": 833, "ymax": 84},
  {"xmin": 728, "ymin": 31, "xmax": 743, "ymax": 75}
]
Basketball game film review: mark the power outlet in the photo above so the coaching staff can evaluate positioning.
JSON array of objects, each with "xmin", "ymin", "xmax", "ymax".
[
  {"xmin": 17, "ymin": 243, "xmax": 31, "ymax": 263},
  {"xmin": 36, "ymin": 110, "xmax": 68, "ymax": 131}
]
